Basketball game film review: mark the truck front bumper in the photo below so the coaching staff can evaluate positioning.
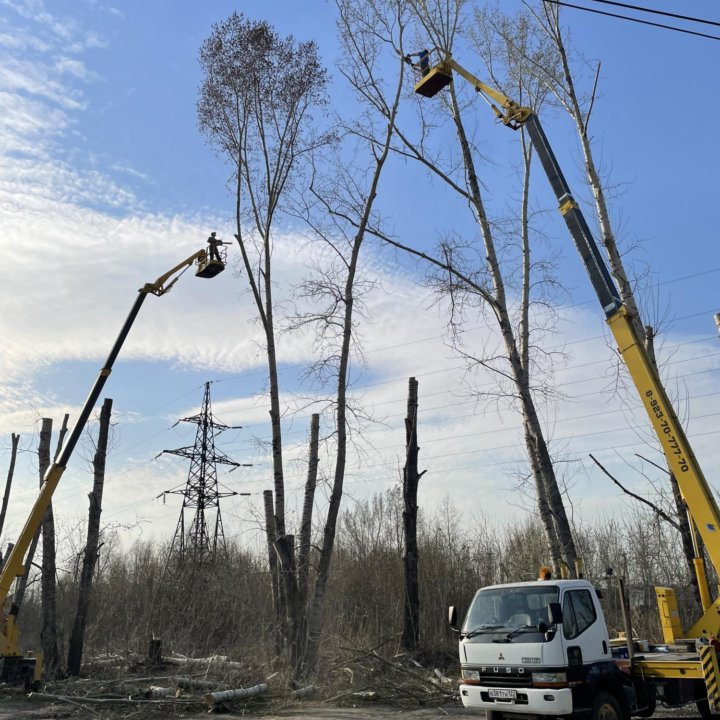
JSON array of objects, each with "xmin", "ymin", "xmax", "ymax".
[{"xmin": 459, "ymin": 684, "xmax": 574, "ymax": 715}]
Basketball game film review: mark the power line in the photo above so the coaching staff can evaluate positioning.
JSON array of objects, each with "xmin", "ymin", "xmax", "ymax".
[
  {"xmin": 585, "ymin": 0, "xmax": 720, "ymax": 28},
  {"xmin": 543, "ymin": 0, "xmax": 720, "ymax": 41}
]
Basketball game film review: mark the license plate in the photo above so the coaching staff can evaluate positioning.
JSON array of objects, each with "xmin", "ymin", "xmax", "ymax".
[{"xmin": 489, "ymin": 688, "xmax": 517, "ymax": 700}]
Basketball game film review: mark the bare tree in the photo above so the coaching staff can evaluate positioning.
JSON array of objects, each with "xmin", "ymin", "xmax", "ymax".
[
  {"xmin": 197, "ymin": 12, "xmax": 331, "ymax": 664},
  {"xmin": 67, "ymin": 397, "xmax": 113, "ymax": 676},
  {"xmin": 517, "ymin": 0, "xmax": 702, "ymax": 609},
  {"xmin": 285, "ymin": 0, "xmax": 411, "ymax": 674},
  {"xmin": 346, "ymin": 0, "xmax": 578, "ymax": 573}
]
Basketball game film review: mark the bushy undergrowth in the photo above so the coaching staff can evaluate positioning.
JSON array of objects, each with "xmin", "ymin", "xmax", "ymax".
[{"xmin": 15, "ymin": 491, "xmax": 700, "ymax": 675}]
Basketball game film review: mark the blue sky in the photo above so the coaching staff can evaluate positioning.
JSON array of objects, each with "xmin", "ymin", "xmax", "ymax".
[{"xmin": 1, "ymin": 0, "xmax": 719, "ymax": 556}]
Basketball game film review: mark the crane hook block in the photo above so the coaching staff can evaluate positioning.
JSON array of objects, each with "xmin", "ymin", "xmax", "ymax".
[{"xmin": 414, "ymin": 65, "xmax": 453, "ymax": 98}]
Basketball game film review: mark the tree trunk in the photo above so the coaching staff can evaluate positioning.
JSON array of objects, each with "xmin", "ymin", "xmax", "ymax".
[
  {"xmin": 0, "ymin": 434, "xmax": 19, "ymax": 539},
  {"xmin": 296, "ymin": 413, "xmax": 319, "ymax": 668},
  {"xmin": 15, "ymin": 415, "xmax": 67, "ymax": 614},
  {"xmin": 302, "ymin": 34, "xmax": 404, "ymax": 674},
  {"xmin": 67, "ymin": 397, "xmax": 113, "ymax": 676},
  {"xmin": 402, "ymin": 377, "xmax": 424, "ymax": 652},
  {"xmin": 541, "ymin": 5, "xmax": 645, "ymax": 342},
  {"xmin": 518, "ymin": 132, "xmax": 563, "ymax": 574},
  {"xmin": 263, "ymin": 490, "xmax": 282, "ymax": 662},
  {"xmin": 448, "ymin": 84, "xmax": 576, "ymax": 572},
  {"xmin": 274, "ymin": 534, "xmax": 299, "ymax": 671},
  {"xmin": 39, "ymin": 418, "xmax": 60, "ymax": 676}
]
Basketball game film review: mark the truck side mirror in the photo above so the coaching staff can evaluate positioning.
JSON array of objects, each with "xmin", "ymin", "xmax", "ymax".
[
  {"xmin": 548, "ymin": 602, "xmax": 563, "ymax": 625},
  {"xmin": 448, "ymin": 605, "xmax": 458, "ymax": 631}
]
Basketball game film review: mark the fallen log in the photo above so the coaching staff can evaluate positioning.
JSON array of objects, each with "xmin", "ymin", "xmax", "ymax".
[
  {"xmin": 146, "ymin": 686, "xmax": 175, "ymax": 699},
  {"xmin": 292, "ymin": 684, "xmax": 316, "ymax": 697},
  {"xmin": 164, "ymin": 653, "xmax": 243, "ymax": 669},
  {"xmin": 205, "ymin": 683, "xmax": 268, "ymax": 706}
]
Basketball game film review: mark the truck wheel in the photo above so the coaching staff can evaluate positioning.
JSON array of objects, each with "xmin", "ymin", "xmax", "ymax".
[
  {"xmin": 696, "ymin": 698, "xmax": 714, "ymax": 719},
  {"xmin": 486, "ymin": 712, "xmax": 503, "ymax": 720},
  {"xmin": 592, "ymin": 691, "xmax": 624, "ymax": 720}
]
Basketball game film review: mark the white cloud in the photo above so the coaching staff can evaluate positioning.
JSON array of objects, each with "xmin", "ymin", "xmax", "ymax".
[{"xmin": 54, "ymin": 56, "xmax": 93, "ymax": 81}]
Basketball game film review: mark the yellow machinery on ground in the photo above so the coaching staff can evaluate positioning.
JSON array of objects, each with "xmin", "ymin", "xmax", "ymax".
[
  {"xmin": 414, "ymin": 53, "xmax": 720, "ymax": 716},
  {"xmin": 0, "ymin": 241, "xmax": 226, "ymax": 686}
]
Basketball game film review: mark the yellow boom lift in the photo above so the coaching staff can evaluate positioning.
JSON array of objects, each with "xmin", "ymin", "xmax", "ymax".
[
  {"xmin": 0, "ymin": 240, "xmax": 226, "ymax": 685},
  {"xmin": 414, "ymin": 54, "xmax": 720, "ymax": 712}
]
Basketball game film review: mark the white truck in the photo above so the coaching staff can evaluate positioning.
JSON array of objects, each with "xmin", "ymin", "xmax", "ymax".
[{"xmin": 449, "ymin": 579, "xmax": 709, "ymax": 720}]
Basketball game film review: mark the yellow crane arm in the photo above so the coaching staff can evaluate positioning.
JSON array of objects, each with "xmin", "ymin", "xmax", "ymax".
[
  {"xmin": 415, "ymin": 56, "xmax": 720, "ymax": 636},
  {"xmin": 414, "ymin": 57, "xmax": 533, "ymax": 129},
  {"xmin": 0, "ymin": 246, "xmax": 220, "ymax": 659}
]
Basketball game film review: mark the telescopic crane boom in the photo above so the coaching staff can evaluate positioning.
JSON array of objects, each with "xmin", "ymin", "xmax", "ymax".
[
  {"xmin": 414, "ymin": 55, "xmax": 720, "ymax": 640},
  {"xmin": 0, "ymin": 242, "xmax": 225, "ymax": 684}
]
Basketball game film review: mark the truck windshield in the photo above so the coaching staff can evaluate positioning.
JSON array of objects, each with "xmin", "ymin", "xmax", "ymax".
[{"xmin": 462, "ymin": 585, "xmax": 559, "ymax": 636}]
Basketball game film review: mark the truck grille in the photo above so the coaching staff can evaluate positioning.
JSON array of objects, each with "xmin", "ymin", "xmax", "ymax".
[{"xmin": 480, "ymin": 674, "xmax": 533, "ymax": 688}]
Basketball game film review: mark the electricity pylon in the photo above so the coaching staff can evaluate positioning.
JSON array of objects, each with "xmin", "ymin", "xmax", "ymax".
[{"xmin": 160, "ymin": 382, "xmax": 244, "ymax": 565}]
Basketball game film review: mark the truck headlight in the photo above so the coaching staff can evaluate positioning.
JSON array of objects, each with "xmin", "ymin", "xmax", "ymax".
[
  {"xmin": 461, "ymin": 669, "xmax": 481, "ymax": 684},
  {"xmin": 531, "ymin": 671, "xmax": 567, "ymax": 687}
]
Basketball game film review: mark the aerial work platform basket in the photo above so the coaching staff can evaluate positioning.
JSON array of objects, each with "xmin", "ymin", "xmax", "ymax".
[
  {"xmin": 414, "ymin": 63, "xmax": 453, "ymax": 98},
  {"xmin": 196, "ymin": 245, "xmax": 226, "ymax": 278}
]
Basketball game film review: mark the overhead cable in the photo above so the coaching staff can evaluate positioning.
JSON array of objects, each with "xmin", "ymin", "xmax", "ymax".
[{"xmin": 543, "ymin": 0, "xmax": 720, "ymax": 40}]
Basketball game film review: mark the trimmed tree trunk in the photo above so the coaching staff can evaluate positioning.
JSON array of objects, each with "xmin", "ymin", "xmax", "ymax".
[
  {"xmin": 263, "ymin": 490, "xmax": 282, "ymax": 662},
  {"xmin": 39, "ymin": 418, "xmax": 60, "ymax": 676},
  {"xmin": 296, "ymin": 413, "xmax": 319, "ymax": 670},
  {"xmin": 275, "ymin": 534, "xmax": 299, "ymax": 669},
  {"xmin": 402, "ymin": 377, "xmax": 424, "ymax": 652},
  {"xmin": 67, "ymin": 397, "xmax": 113, "ymax": 676},
  {"xmin": 0, "ymin": 433, "xmax": 19, "ymax": 540},
  {"xmin": 15, "ymin": 416, "xmax": 67, "ymax": 616}
]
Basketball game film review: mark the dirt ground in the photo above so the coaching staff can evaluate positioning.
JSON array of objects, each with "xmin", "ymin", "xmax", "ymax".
[
  {"xmin": 0, "ymin": 699, "xmax": 708, "ymax": 720},
  {"xmin": 0, "ymin": 698, "xmax": 468, "ymax": 719}
]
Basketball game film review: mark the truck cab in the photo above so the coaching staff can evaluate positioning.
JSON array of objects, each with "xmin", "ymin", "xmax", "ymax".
[{"xmin": 452, "ymin": 579, "xmax": 633, "ymax": 719}]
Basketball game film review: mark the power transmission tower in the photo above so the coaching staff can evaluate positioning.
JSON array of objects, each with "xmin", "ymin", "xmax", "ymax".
[{"xmin": 160, "ymin": 382, "xmax": 245, "ymax": 565}]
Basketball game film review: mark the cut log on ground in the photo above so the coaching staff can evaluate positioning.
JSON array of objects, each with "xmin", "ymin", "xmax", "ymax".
[
  {"xmin": 292, "ymin": 684, "xmax": 316, "ymax": 697},
  {"xmin": 205, "ymin": 683, "xmax": 268, "ymax": 706}
]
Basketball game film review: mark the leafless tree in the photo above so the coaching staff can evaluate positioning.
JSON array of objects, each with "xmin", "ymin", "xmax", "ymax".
[
  {"xmin": 515, "ymin": 0, "xmax": 702, "ymax": 610},
  {"xmin": 67, "ymin": 397, "xmax": 113, "ymax": 676},
  {"xmin": 292, "ymin": 0, "xmax": 410, "ymax": 674},
  {"xmin": 346, "ymin": 0, "xmax": 578, "ymax": 573},
  {"xmin": 197, "ymin": 12, "xmax": 331, "ymax": 665}
]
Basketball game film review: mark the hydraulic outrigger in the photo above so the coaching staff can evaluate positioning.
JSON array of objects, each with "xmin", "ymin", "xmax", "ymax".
[
  {"xmin": 414, "ymin": 53, "xmax": 720, "ymax": 712},
  {"xmin": 0, "ymin": 241, "xmax": 226, "ymax": 685}
]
